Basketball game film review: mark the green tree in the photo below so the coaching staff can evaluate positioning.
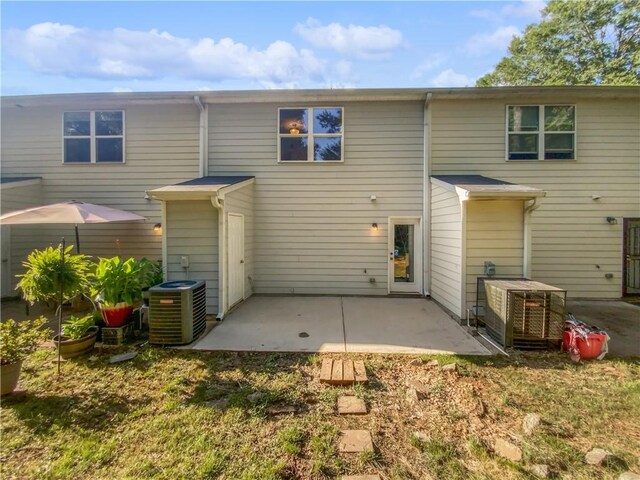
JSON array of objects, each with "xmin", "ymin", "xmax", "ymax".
[{"xmin": 477, "ymin": 0, "xmax": 640, "ymax": 86}]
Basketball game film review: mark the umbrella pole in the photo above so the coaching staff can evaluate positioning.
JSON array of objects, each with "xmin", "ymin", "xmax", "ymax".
[
  {"xmin": 57, "ymin": 238, "xmax": 65, "ymax": 376},
  {"xmin": 75, "ymin": 224, "xmax": 80, "ymax": 253}
]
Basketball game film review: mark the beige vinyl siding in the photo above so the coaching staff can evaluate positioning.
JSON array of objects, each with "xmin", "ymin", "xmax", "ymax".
[
  {"xmin": 465, "ymin": 200, "xmax": 524, "ymax": 311},
  {"xmin": 208, "ymin": 101, "xmax": 424, "ymax": 295},
  {"xmin": 165, "ymin": 201, "xmax": 218, "ymax": 313},
  {"xmin": 430, "ymin": 183, "xmax": 462, "ymax": 317},
  {"xmin": 225, "ymin": 184, "xmax": 254, "ymax": 299},
  {"xmin": 431, "ymin": 97, "xmax": 640, "ymax": 298},
  {"xmin": 1, "ymin": 181, "xmax": 43, "ymax": 293},
  {"xmin": 0, "ymin": 103, "xmax": 200, "ymax": 269}
]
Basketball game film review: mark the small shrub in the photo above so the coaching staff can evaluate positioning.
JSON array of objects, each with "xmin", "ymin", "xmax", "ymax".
[
  {"xmin": 0, "ymin": 317, "xmax": 51, "ymax": 365},
  {"xmin": 91, "ymin": 256, "xmax": 146, "ymax": 306},
  {"xmin": 17, "ymin": 245, "xmax": 91, "ymax": 305}
]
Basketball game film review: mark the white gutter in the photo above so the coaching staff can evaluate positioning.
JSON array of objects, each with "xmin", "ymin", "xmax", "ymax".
[
  {"xmin": 211, "ymin": 193, "xmax": 226, "ymax": 320},
  {"xmin": 523, "ymin": 198, "xmax": 541, "ymax": 278},
  {"xmin": 423, "ymin": 93, "xmax": 432, "ymax": 297},
  {"xmin": 194, "ymin": 96, "xmax": 208, "ymax": 177}
]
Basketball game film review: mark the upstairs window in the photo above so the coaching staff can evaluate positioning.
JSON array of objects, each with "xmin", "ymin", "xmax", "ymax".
[
  {"xmin": 63, "ymin": 111, "xmax": 125, "ymax": 163},
  {"xmin": 278, "ymin": 107, "xmax": 343, "ymax": 162},
  {"xmin": 507, "ymin": 105, "xmax": 575, "ymax": 160}
]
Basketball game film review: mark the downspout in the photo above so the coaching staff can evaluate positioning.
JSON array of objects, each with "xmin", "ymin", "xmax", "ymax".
[
  {"xmin": 211, "ymin": 193, "xmax": 226, "ymax": 320},
  {"xmin": 523, "ymin": 198, "xmax": 540, "ymax": 279},
  {"xmin": 194, "ymin": 96, "xmax": 208, "ymax": 177},
  {"xmin": 423, "ymin": 92, "xmax": 432, "ymax": 297}
]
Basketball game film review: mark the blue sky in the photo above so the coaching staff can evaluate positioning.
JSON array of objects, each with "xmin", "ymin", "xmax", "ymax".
[{"xmin": 1, "ymin": 1, "xmax": 546, "ymax": 95}]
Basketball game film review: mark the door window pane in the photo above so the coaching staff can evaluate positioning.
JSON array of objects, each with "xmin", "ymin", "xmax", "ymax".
[
  {"xmin": 545, "ymin": 106, "xmax": 574, "ymax": 131},
  {"xmin": 508, "ymin": 134, "xmax": 538, "ymax": 160},
  {"xmin": 64, "ymin": 138, "xmax": 91, "ymax": 162},
  {"xmin": 313, "ymin": 108, "xmax": 342, "ymax": 134},
  {"xmin": 280, "ymin": 137, "xmax": 308, "ymax": 161},
  {"xmin": 96, "ymin": 138, "xmax": 123, "ymax": 162},
  {"xmin": 508, "ymin": 106, "xmax": 539, "ymax": 132},
  {"xmin": 96, "ymin": 111, "xmax": 123, "ymax": 135},
  {"xmin": 64, "ymin": 112, "xmax": 90, "ymax": 136},
  {"xmin": 394, "ymin": 224, "xmax": 414, "ymax": 282},
  {"xmin": 314, "ymin": 137, "xmax": 341, "ymax": 161},
  {"xmin": 279, "ymin": 109, "xmax": 308, "ymax": 134}
]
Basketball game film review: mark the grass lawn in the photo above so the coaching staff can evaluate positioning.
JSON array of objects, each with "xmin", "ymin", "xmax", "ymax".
[{"xmin": 1, "ymin": 345, "xmax": 638, "ymax": 479}]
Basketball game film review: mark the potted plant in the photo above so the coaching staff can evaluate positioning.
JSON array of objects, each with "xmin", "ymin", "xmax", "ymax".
[
  {"xmin": 16, "ymin": 245, "xmax": 91, "ymax": 310},
  {"xmin": 0, "ymin": 316, "xmax": 51, "ymax": 395},
  {"xmin": 53, "ymin": 314, "xmax": 99, "ymax": 359},
  {"xmin": 90, "ymin": 257, "xmax": 145, "ymax": 327}
]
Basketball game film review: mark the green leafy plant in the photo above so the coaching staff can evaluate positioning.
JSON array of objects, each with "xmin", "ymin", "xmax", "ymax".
[
  {"xmin": 139, "ymin": 258, "xmax": 163, "ymax": 288},
  {"xmin": 0, "ymin": 317, "xmax": 51, "ymax": 365},
  {"xmin": 61, "ymin": 314, "xmax": 95, "ymax": 340},
  {"xmin": 16, "ymin": 245, "xmax": 91, "ymax": 306},
  {"xmin": 90, "ymin": 256, "xmax": 145, "ymax": 307}
]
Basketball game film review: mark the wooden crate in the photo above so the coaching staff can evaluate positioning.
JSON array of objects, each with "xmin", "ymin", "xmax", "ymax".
[
  {"xmin": 101, "ymin": 323, "xmax": 133, "ymax": 346},
  {"xmin": 320, "ymin": 359, "xmax": 368, "ymax": 386}
]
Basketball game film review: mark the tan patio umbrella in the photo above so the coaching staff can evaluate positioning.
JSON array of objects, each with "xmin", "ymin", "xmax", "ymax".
[
  {"xmin": 0, "ymin": 200, "xmax": 146, "ymax": 252},
  {"xmin": 0, "ymin": 201, "xmax": 146, "ymax": 374}
]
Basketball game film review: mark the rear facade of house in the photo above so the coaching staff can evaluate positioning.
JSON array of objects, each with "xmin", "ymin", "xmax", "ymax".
[{"xmin": 1, "ymin": 87, "xmax": 638, "ymax": 320}]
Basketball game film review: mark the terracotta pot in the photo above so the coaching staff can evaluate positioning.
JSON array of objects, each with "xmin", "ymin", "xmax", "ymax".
[
  {"xmin": 54, "ymin": 326, "xmax": 99, "ymax": 359},
  {"xmin": 100, "ymin": 303, "xmax": 133, "ymax": 327},
  {"xmin": 1, "ymin": 360, "xmax": 23, "ymax": 396}
]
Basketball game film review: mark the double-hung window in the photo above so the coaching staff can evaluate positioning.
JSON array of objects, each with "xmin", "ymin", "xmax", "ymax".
[
  {"xmin": 63, "ymin": 111, "xmax": 125, "ymax": 163},
  {"xmin": 507, "ymin": 105, "xmax": 575, "ymax": 160},
  {"xmin": 278, "ymin": 107, "xmax": 343, "ymax": 162}
]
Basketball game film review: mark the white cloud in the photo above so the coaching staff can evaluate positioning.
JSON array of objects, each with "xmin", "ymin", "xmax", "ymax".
[
  {"xmin": 429, "ymin": 69, "xmax": 475, "ymax": 88},
  {"xmin": 294, "ymin": 18, "xmax": 403, "ymax": 59},
  {"xmin": 4, "ymin": 22, "xmax": 329, "ymax": 86},
  {"xmin": 502, "ymin": 0, "xmax": 546, "ymax": 18},
  {"xmin": 465, "ymin": 26, "xmax": 520, "ymax": 55},
  {"xmin": 471, "ymin": 1, "xmax": 545, "ymax": 21},
  {"xmin": 411, "ymin": 53, "xmax": 447, "ymax": 79}
]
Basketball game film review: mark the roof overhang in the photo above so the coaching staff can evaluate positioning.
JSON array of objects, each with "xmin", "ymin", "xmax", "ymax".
[
  {"xmin": 0, "ymin": 177, "xmax": 42, "ymax": 190},
  {"xmin": 431, "ymin": 176, "xmax": 546, "ymax": 201},
  {"xmin": 146, "ymin": 176, "xmax": 254, "ymax": 201},
  {"xmin": 3, "ymin": 86, "xmax": 637, "ymax": 109}
]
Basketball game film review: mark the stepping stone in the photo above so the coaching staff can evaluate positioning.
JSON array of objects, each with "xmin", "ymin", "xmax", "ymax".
[
  {"xmin": 341, "ymin": 476, "xmax": 382, "ymax": 480},
  {"xmin": 337, "ymin": 396, "xmax": 367, "ymax": 415},
  {"xmin": 339, "ymin": 430, "xmax": 374, "ymax": 453},
  {"xmin": 320, "ymin": 359, "xmax": 368, "ymax": 386}
]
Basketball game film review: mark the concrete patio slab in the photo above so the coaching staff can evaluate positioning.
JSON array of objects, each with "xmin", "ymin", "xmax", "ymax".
[
  {"xmin": 190, "ymin": 296, "xmax": 345, "ymax": 352},
  {"xmin": 189, "ymin": 295, "xmax": 490, "ymax": 355},
  {"xmin": 342, "ymin": 297, "xmax": 490, "ymax": 355}
]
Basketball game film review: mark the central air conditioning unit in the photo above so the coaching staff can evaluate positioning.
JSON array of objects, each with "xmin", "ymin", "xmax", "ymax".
[
  {"xmin": 148, "ymin": 280, "xmax": 207, "ymax": 345},
  {"xmin": 479, "ymin": 278, "xmax": 566, "ymax": 349}
]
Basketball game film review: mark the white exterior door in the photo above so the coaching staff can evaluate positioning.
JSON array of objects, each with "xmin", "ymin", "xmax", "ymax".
[
  {"xmin": 388, "ymin": 217, "xmax": 423, "ymax": 294},
  {"xmin": 227, "ymin": 213, "xmax": 245, "ymax": 307},
  {"xmin": 1, "ymin": 226, "xmax": 11, "ymax": 297}
]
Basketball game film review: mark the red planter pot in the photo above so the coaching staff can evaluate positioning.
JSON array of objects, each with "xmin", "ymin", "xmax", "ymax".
[{"xmin": 100, "ymin": 303, "xmax": 133, "ymax": 327}]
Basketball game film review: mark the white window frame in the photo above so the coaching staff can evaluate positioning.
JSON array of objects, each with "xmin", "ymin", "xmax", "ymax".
[
  {"xmin": 62, "ymin": 110, "xmax": 126, "ymax": 164},
  {"xmin": 277, "ymin": 106, "xmax": 344, "ymax": 163},
  {"xmin": 506, "ymin": 104, "xmax": 576, "ymax": 161}
]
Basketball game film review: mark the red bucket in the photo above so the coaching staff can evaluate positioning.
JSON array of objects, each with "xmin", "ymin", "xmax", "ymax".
[{"xmin": 575, "ymin": 333, "xmax": 607, "ymax": 360}]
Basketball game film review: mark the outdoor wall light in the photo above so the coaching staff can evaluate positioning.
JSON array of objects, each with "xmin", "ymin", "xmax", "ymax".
[
  {"xmin": 371, "ymin": 223, "xmax": 379, "ymax": 231},
  {"xmin": 153, "ymin": 223, "xmax": 162, "ymax": 233},
  {"xmin": 606, "ymin": 216, "xmax": 617, "ymax": 225}
]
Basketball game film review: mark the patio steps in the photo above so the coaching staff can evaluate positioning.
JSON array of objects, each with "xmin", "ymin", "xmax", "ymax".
[{"xmin": 319, "ymin": 359, "xmax": 368, "ymax": 386}]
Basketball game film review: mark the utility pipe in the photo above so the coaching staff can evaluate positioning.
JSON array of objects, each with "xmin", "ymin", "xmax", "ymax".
[
  {"xmin": 523, "ymin": 198, "xmax": 540, "ymax": 279},
  {"xmin": 194, "ymin": 96, "xmax": 208, "ymax": 177},
  {"xmin": 211, "ymin": 194, "xmax": 226, "ymax": 320},
  {"xmin": 423, "ymin": 93, "xmax": 432, "ymax": 297}
]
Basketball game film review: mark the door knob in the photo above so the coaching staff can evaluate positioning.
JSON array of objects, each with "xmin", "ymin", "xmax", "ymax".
[{"xmin": 240, "ymin": 259, "xmax": 244, "ymax": 264}]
